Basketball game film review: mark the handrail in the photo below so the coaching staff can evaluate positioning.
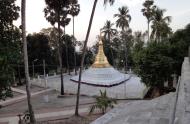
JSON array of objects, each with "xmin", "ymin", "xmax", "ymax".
[{"xmin": 169, "ymin": 76, "xmax": 181, "ymax": 124}]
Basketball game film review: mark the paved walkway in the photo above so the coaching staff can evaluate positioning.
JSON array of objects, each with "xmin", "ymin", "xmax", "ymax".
[
  {"xmin": 0, "ymin": 86, "xmax": 90, "ymax": 124},
  {"xmin": 0, "ymin": 88, "xmax": 52, "ymax": 107},
  {"xmin": 0, "ymin": 107, "xmax": 89, "ymax": 124},
  {"xmin": 11, "ymin": 87, "xmax": 26, "ymax": 94}
]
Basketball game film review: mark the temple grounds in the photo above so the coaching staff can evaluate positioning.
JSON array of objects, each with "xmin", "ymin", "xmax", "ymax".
[{"xmin": 0, "ymin": 83, "xmax": 132, "ymax": 124}]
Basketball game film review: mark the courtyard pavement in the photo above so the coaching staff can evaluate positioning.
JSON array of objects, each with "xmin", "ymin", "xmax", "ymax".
[
  {"xmin": 0, "ymin": 72, "xmax": 134, "ymax": 124},
  {"xmin": 0, "ymin": 85, "xmax": 96, "ymax": 124}
]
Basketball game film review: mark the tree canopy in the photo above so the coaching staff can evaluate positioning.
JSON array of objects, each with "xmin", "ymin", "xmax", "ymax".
[{"xmin": 0, "ymin": 0, "xmax": 20, "ymax": 100}]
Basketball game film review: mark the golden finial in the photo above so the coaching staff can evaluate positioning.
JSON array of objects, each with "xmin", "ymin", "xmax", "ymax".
[{"xmin": 91, "ymin": 32, "xmax": 110, "ymax": 68}]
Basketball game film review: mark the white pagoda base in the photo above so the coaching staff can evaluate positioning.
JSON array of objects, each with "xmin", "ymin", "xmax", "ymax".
[
  {"xmin": 71, "ymin": 67, "xmax": 130, "ymax": 87},
  {"xmin": 70, "ymin": 74, "xmax": 148, "ymax": 99}
]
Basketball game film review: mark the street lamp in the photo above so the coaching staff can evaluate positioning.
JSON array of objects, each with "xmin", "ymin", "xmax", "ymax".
[{"xmin": 32, "ymin": 59, "xmax": 38, "ymax": 78}]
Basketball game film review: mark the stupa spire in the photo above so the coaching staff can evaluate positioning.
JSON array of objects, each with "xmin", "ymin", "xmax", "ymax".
[{"xmin": 91, "ymin": 33, "xmax": 110, "ymax": 68}]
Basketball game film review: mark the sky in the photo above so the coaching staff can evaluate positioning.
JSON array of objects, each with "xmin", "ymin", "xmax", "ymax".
[{"xmin": 14, "ymin": 0, "xmax": 190, "ymax": 46}]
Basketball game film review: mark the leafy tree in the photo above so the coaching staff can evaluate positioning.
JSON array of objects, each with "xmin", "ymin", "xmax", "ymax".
[
  {"xmin": 41, "ymin": 27, "xmax": 62, "ymax": 49},
  {"xmin": 69, "ymin": 1, "xmax": 80, "ymax": 75},
  {"xmin": 141, "ymin": 0, "xmax": 156, "ymax": 42},
  {"xmin": 150, "ymin": 7, "xmax": 172, "ymax": 42},
  {"xmin": 0, "ymin": 0, "xmax": 19, "ymax": 32},
  {"xmin": 120, "ymin": 28, "xmax": 133, "ymax": 70},
  {"xmin": 44, "ymin": 0, "xmax": 71, "ymax": 95},
  {"xmin": 0, "ymin": 0, "xmax": 21, "ymax": 100},
  {"xmin": 27, "ymin": 33, "xmax": 56, "ymax": 75},
  {"xmin": 21, "ymin": 0, "xmax": 36, "ymax": 122},
  {"xmin": 61, "ymin": 34, "xmax": 76, "ymax": 71},
  {"xmin": 169, "ymin": 24, "xmax": 190, "ymax": 75},
  {"xmin": 101, "ymin": 20, "xmax": 117, "ymax": 67},
  {"xmin": 0, "ymin": 56, "xmax": 13, "ymax": 100},
  {"xmin": 62, "ymin": 17, "xmax": 71, "ymax": 74},
  {"xmin": 84, "ymin": 48, "xmax": 94, "ymax": 67},
  {"xmin": 133, "ymin": 31, "xmax": 145, "ymax": 52},
  {"xmin": 133, "ymin": 42, "xmax": 173, "ymax": 95},
  {"xmin": 41, "ymin": 27, "xmax": 63, "ymax": 72},
  {"xmin": 89, "ymin": 90, "xmax": 117, "ymax": 114},
  {"xmin": 75, "ymin": 0, "xmax": 115, "ymax": 116}
]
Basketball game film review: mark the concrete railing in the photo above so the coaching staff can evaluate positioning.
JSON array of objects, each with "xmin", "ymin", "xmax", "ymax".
[{"xmin": 169, "ymin": 76, "xmax": 181, "ymax": 124}]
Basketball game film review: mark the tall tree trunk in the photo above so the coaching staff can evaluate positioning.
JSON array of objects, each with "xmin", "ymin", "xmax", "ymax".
[
  {"xmin": 17, "ymin": 64, "xmax": 21, "ymax": 84},
  {"xmin": 108, "ymin": 33, "xmax": 114, "ymax": 67},
  {"xmin": 58, "ymin": 12, "xmax": 64, "ymax": 95},
  {"xmin": 75, "ymin": 0, "xmax": 98, "ymax": 116},
  {"xmin": 148, "ymin": 20, "xmax": 150, "ymax": 42},
  {"xmin": 73, "ymin": 16, "xmax": 77, "ymax": 75},
  {"xmin": 21, "ymin": 0, "xmax": 36, "ymax": 123},
  {"xmin": 124, "ymin": 43, "xmax": 128, "ymax": 73},
  {"xmin": 64, "ymin": 26, "xmax": 70, "ymax": 75}
]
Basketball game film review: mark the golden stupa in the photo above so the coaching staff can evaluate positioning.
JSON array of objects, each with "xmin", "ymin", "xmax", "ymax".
[
  {"xmin": 70, "ymin": 32, "xmax": 148, "ymax": 99},
  {"xmin": 91, "ymin": 35, "xmax": 110, "ymax": 68},
  {"xmin": 71, "ymin": 32, "xmax": 130, "ymax": 87}
]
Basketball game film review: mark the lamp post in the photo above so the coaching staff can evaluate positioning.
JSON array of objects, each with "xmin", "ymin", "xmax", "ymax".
[{"xmin": 32, "ymin": 59, "xmax": 38, "ymax": 78}]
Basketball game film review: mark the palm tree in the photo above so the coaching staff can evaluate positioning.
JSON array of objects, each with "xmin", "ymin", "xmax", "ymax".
[
  {"xmin": 114, "ymin": 6, "xmax": 131, "ymax": 72},
  {"xmin": 150, "ymin": 7, "xmax": 172, "ymax": 42},
  {"xmin": 69, "ymin": 1, "xmax": 80, "ymax": 75},
  {"xmin": 21, "ymin": 0, "xmax": 36, "ymax": 123},
  {"xmin": 75, "ymin": 0, "xmax": 115, "ymax": 116},
  {"xmin": 44, "ymin": 0, "xmax": 71, "ymax": 95},
  {"xmin": 114, "ymin": 6, "xmax": 131, "ymax": 31},
  {"xmin": 101, "ymin": 20, "xmax": 117, "ymax": 67},
  {"xmin": 62, "ymin": 18, "xmax": 71, "ymax": 75},
  {"xmin": 141, "ymin": 0, "xmax": 156, "ymax": 42},
  {"xmin": 89, "ymin": 90, "xmax": 117, "ymax": 114}
]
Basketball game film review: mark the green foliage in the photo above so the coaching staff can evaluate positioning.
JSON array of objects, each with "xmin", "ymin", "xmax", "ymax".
[
  {"xmin": 89, "ymin": 90, "xmax": 117, "ymax": 114},
  {"xmin": 101, "ymin": 20, "xmax": 117, "ymax": 66},
  {"xmin": 0, "ymin": 57, "xmax": 13, "ymax": 100},
  {"xmin": 141, "ymin": 0, "xmax": 155, "ymax": 23},
  {"xmin": 68, "ymin": 1, "xmax": 80, "ymax": 17},
  {"xmin": 0, "ymin": 27, "xmax": 21, "ymax": 100},
  {"xmin": 27, "ymin": 33, "xmax": 56, "ymax": 74},
  {"xmin": 61, "ymin": 34, "xmax": 79, "ymax": 68},
  {"xmin": 133, "ymin": 42, "xmax": 173, "ymax": 90},
  {"xmin": 114, "ymin": 6, "xmax": 131, "ymax": 31},
  {"xmin": 44, "ymin": 0, "xmax": 77, "ymax": 27},
  {"xmin": 150, "ymin": 7, "xmax": 172, "ymax": 41},
  {"xmin": 169, "ymin": 24, "xmax": 190, "ymax": 74},
  {"xmin": 132, "ymin": 23, "xmax": 190, "ymax": 94},
  {"xmin": 0, "ymin": 0, "xmax": 20, "ymax": 100},
  {"xmin": 0, "ymin": 0, "xmax": 20, "ymax": 32}
]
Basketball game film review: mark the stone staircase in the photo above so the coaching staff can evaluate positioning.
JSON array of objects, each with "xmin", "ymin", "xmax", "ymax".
[{"xmin": 91, "ymin": 57, "xmax": 190, "ymax": 124}]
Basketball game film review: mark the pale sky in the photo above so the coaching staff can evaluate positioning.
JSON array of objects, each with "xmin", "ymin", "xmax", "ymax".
[{"xmin": 14, "ymin": 0, "xmax": 190, "ymax": 46}]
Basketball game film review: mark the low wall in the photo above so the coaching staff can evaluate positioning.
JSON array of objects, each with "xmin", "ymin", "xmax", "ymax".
[{"xmin": 31, "ymin": 74, "xmax": 148, "ymax": 99}]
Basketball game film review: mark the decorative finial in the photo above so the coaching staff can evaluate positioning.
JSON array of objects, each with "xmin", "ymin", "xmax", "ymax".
[
  {"xmin": 100, "ymin": 31, "xmax": 104, "ymax": 40},
  {"xmin": 91, "ymin": 31, "xmax": 110, "ymax": 68},
  {"xmin": 99, "ymin": 32, "xmax": 103, "ymax": 45}
]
